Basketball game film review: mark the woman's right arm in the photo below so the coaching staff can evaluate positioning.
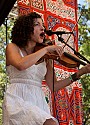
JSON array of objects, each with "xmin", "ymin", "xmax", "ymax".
[
  {"xmin": 6, "ymin": 43, "xmax": 48, "ymax": 70},
  {"xmin": 6, "ymin": 43, "xmax": 63, "ymax": 70}
]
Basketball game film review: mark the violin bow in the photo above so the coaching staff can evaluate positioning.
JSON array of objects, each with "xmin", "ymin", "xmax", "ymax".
[
  {"xmin": 59, "ymin": 6, "xmax": 90, "ymax": 64},
  {"xmin": 58, "ymin": 36, "xmax": 90, "ymax": 64}
]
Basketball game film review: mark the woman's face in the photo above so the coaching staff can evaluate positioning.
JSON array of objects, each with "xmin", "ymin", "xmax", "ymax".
[{"xmin": 30, "ymin": 18, "xmax": 45, "ymax": 43}]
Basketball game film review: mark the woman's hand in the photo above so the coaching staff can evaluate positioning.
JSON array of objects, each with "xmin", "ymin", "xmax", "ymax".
[
  {"xmin": 83, "ymin": 64, "xmax": 90, "ymax": 74},
  {"xmin": 77, "ymin": 64, "xmax": 90, "ymax": 78},
  {"xmin": 45, "ymin": 45, "xmax": 64, "ymax": 57}
]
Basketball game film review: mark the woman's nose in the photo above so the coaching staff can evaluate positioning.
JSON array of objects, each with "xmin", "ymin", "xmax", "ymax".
[{"xmin": 41, "ymin": 25, "xmax": 45, "ymax": 31}]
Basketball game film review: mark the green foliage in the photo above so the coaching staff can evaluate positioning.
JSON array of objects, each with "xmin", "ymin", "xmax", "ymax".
[
  {"xmin": 0, "ymin": 18, "xmax": 15, "ymax": 125},
  {"xmin": 78, "ymin": 5, "xmax": 90, "ymax": 55},
  {"xmin": 78, "ymin": 3, "xmax": 90, "ymax": 125},
  {"xmin": 81, "ymin": 75, "xmax": 90, "ymax": 125}
]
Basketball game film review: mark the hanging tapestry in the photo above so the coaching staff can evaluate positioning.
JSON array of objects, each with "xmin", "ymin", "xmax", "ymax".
[{"xmin": 17, "ymin": 0, "xmax": 83, "ymax": 125}]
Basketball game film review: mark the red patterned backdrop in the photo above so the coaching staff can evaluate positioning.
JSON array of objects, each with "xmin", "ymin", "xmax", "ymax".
[{"xmin": 17, "ymin": 0, "xmax": 83, "ymax": 125}]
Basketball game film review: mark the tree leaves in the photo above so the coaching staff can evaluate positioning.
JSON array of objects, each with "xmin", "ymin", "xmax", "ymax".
[{"xmin": 78, "ymin": 3, "xmax": 90, "ymax": 125}]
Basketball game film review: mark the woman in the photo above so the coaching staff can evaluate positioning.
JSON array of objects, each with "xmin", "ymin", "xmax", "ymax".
[{"xmin": 2, "ymin": 12, "xmax": 90, "ymax": 125}]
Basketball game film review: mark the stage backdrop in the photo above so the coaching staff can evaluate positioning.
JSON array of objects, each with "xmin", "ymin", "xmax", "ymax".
[{"xmin": 17, "ymin": 0, "xmax": 83, "ymax": 125}]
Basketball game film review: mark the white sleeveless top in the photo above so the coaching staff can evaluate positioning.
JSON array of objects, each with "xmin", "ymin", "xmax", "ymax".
[{"xmin": 2, "ymin": 49, "xmax": 59, "ymax": 125}]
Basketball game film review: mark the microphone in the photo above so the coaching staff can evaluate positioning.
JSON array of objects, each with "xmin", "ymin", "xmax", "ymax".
[{"xmin": 45, "ymin": 30, "xmax": 73, "ymax": 36}]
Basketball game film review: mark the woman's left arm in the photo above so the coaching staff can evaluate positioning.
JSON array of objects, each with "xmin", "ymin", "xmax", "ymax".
[
  {"xmin": 45, "ymin": 60, "xmax": 73, "ymax": 92},
  {"xmin": 45, "ymin": 61, "xmax": 90, "ymax": 92}
]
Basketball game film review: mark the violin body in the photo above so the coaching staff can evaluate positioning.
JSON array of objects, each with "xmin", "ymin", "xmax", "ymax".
[
  {"xmin": 59, "ymin": 53, "xmax": 80, "ymax": 68},
  {"xmin": 34, "ymin": 42, "xmax": 87, "ymax": 68}
]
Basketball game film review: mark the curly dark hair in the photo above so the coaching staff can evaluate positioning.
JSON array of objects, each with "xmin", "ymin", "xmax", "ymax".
[{"xmin": 11, "ymin": 12, "xmax": 42, "ymax": 48}]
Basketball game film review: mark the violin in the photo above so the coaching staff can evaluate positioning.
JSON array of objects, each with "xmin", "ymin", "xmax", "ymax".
[{"xmin": 34, "ymin": 39, "xmax": 87, "ymax": 68}]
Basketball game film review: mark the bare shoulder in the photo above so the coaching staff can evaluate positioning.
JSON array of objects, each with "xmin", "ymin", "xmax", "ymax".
[
  {"xmin": 6, "ymin": 43, "xmax": 21, "ymax": 66},
  {"xmin": 6, "ymin": 43, "xmax": 19, "ymax": 54},
  {"xmin": 6, "ymin": 43, "xmax": 18, "ymax": 50}
]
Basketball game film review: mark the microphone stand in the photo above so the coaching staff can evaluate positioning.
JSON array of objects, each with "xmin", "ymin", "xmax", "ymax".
[{"xmin": 58, "ymin": 35, "xmax": 90, "ymax": 64}]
